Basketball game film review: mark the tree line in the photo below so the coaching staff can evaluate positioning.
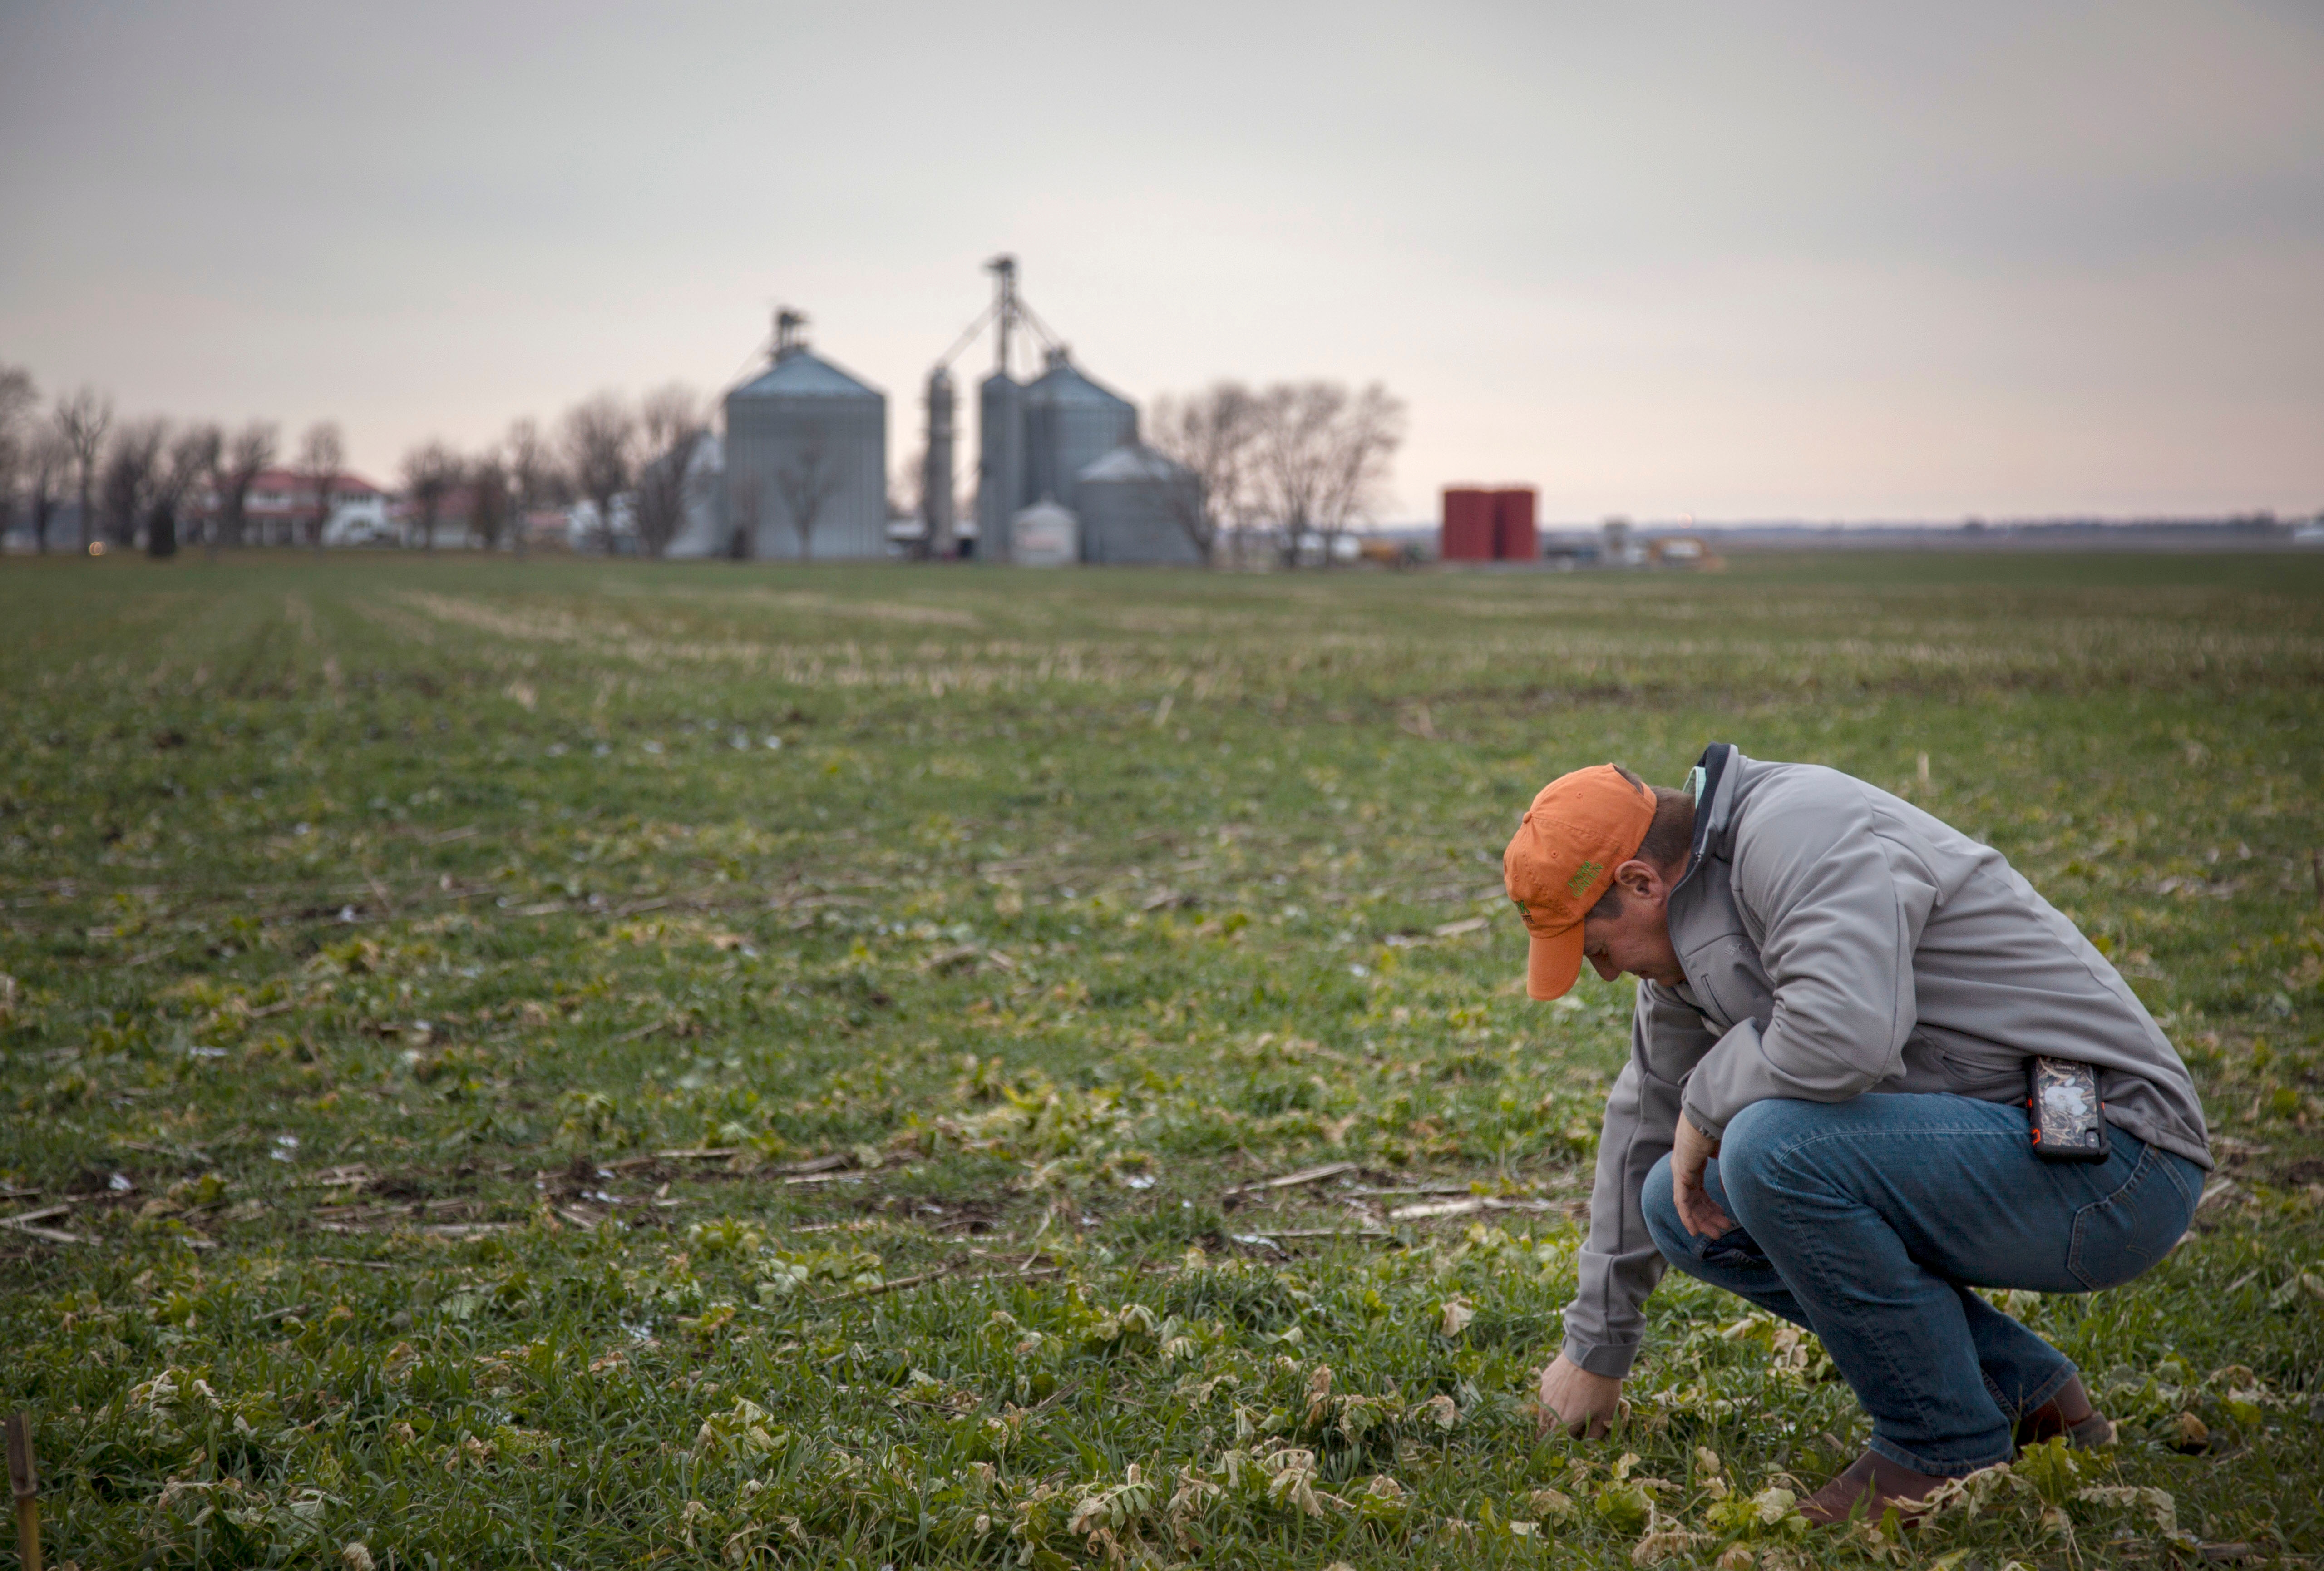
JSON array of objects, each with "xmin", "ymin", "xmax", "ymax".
[
  {"xmin": 1149, "ymin": 380, "xmax": 1405, "ymax": 568},
  {"xmin": 0, "ymin": 359, "xmax": 1406, "ymax": 568},
  {"xmin": 0, "ymin": 360, "xmax": 711, "ymax": 559}
]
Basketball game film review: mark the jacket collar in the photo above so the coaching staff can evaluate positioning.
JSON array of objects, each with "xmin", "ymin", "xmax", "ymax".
[{"xmin": 1672, "ymin": 742, "xmax": 1741, "ymax": 896}]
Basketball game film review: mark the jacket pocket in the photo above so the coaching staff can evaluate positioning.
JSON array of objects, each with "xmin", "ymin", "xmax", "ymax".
[
  {"xmin": 1688, "ymin": 936, "xmax": 1773, "ymax": 1032},
  {"xmin": 2067, "ymin": 1142, "xmax": 2196, "ymax": 1291},
  {"xmin": 1935, "ymin": 1041, "xmax": 2025, "ymax": 1101}
]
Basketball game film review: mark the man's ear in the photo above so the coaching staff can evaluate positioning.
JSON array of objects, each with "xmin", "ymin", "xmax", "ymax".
[{"xmin": 1611, "ymin": 858, "xmax": 1661, "ymax": 900}]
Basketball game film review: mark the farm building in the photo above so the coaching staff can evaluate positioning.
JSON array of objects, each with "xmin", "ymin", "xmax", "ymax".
[
  {"xmin": 977, "ymin": 347, "xmax": 1142, "ymax": 558},
  {"xmin": 1010, "ymin": 499, "xmax": 1080, "ymax": 566},
  {"xmin": 951, "ymin": 257, "xmax": 1188, "ymax": 565},
  {"xmin": 1076, "ymin": 445, "xmax": 1200, "ymax": 565},
  {"xmin": 977, "ymin": 346, "xmax": 1139, "ymax": 562},
  {"xmin": 723, "ymin": 311, "xmax": 888, "ymax": 561},
  {"xmin": 653, "ymin": 432, "xmax": 731, "ymax": 559},
  {"xmin": 1021, "ymin": 349, "xmax": 1138, "ymax": 519},
  {"xmin": 1441, "ymin": 487, "xmax": 1538, "ymax": 562}
]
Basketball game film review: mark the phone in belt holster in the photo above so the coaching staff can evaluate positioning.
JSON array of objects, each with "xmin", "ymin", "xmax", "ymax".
[{"xmin": 2027, "ymin": 1056, "xmax": 2111, "ymax": 1162}]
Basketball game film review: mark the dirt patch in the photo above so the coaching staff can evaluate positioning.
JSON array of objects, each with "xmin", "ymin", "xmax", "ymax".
[
  {"xmin": 368, "ymin": 1173, "xmax": 436, "ymax": 1201},
  {"xmin": 67, "ymin": 1163, "xmax": 142, "ymax": 1197},
  {"xmin": 918, "ymin": 1195, "xmax": 1012, "ymax": 1235}
]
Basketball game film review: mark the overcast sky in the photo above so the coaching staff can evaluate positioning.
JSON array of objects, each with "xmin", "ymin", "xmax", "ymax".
[{"xmin": 4, "ymin": 1, "xmax": 2320, "ymax": 522}]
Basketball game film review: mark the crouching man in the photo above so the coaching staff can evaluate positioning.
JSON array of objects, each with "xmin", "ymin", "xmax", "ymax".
[{"xmin": 1512, "ymin": 745, "xmax": 2211, "ymax": 1522}]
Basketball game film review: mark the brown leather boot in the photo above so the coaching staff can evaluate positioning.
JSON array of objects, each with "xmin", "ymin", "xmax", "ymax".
[
  {"xmin": 2014, "ymin": 1376, "xmax": 2116, "ymax": 1453},
  {"xmin": 1800, "ymin": 1451, "xmax": 1950, "ymax": 1526}
]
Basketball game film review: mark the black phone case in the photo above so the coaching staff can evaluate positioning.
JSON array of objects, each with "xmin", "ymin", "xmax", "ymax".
[{"xmin": 2028, "ymin": 1056, "xmax": 2111, "ymax": 1163}]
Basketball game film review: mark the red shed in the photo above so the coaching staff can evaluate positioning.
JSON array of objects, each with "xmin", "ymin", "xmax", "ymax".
[
  {"xmin": 1492, "ymin": 488, "xmax": 1537, "ymax": 561},
  {"xmin": 1442, "ymin": 485, "xmax": 1539, "ymax": 561},
  {"xmin": 1441, "ymin": 488, "xmax": 1496, "ymax": 560}
]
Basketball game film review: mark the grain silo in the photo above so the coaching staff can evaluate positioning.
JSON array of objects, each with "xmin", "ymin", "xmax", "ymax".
[
  {"xmin": 1011, "ymin": 499, "xmax": 1080, "ymax": 567},
  {"xmin": 723, "ymin": 309, "xmax": 888, "ymax": 561},
  {"xmin": 921, "ymin": 366, "xmax": 957, "ymax": 558},
  {"xmin": 1023, "ymin": 348, "xmax": 1137, "ymax": 516},
  {"xmin": 970, "ymin": 256, "xmax": 1026, "ymax": 562},
  {"xmin": 976, "ymin": 370, "xmax": 1023, "ymax": 561},
  {"xmin": 953, "ymin": 257, "xmax": 1147, "ymax": 564},
  {"xmin": 1075, "ymin": 445, "xmax": 1200, "ymax": 565}
]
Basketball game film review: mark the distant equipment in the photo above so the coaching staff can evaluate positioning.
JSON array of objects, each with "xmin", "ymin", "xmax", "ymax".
[
  {"xmin": 1602, "ymin": 516, "xmax": 1646, "ymax": 567},
  {"xmin": 1648, "ymin": 534, "xmax": 1724, "ymax": 571},
  {"xmin": 1441, "ymin": 487, "xmax": 1537, "ymax": 562},
  {"xmin": 722, "ymin": 308, "xmax": 888, "ymax": 560}
]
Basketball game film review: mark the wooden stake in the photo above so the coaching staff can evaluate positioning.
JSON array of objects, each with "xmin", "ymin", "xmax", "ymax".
[{"xmin": 5, "ymin": 1413, "xmax": 40, "ymax": 1571}]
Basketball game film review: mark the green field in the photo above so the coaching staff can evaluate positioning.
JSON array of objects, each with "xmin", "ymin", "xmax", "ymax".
[{"xmin": 2, "ymin": 550, "xmax": 2320, "ymax": 1570}]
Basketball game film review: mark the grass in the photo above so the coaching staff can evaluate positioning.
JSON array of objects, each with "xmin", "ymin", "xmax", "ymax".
[{"xmin": 1, "ymin": 548, "xmax": 2319, "ymax": 1570}]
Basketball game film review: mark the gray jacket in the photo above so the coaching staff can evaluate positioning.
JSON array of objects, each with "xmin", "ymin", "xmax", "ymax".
[{"xmin": 1561, "ymin": 744, "xmax": 2212, "ymax": 1379}]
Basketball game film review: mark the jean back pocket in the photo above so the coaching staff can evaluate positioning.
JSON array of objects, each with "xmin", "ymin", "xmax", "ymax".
[{"xmin": 2067, "ymin": 1141, "xmax": 2197, "ymax": 1291}]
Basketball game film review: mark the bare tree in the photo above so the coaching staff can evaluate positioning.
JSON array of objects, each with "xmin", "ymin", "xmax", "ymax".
[
  {"xmin": 632, "ymin": 447, "xmax": 692, "ymax": 559},
  {"xmin": 1310, "ymin": 382, "xmax": 1404, "ymax": 566},
  {"xmin": 1252, "ymin": 384, "xmax": 1334, "ymax": 568},
  {"xmin": 1250, "ymin": 380, "xmax": 1404, "ymax": 568},
  {"xmin": 632, "ymin": 384, "xmax": 705, "ymax": 559},
  {"xmin": 503, "ymin": 416, "xmax": 556, "ymax": 559},
  {"xmin": 399, "ymin": 441, "xmax": 462, "ymax": 553},
  {"xmin": 24, "ymin": 426, "xmax": 71, "ymax": 554},
  {"xmin": 100, "ymin": 418, "xmax": 168, "ymax": 548},
  {"xmin": 204, "ymin": 420, "xmax": 278, "ymax": 554},
  {"xmin": 561, "ymin": 392, "xmax": 637, "ymax": 553},
  {"xmin": 0, "ymin": 363, "xmax": 34, "ymax": 553},
  {"xmin": 888, "ymin": 442, "xmax": 932, "ymax": 557},
  {"xmin": 775, "ymin": 428, "xmax": 843, "ymax": 562},
  {"xmin": 466, "ymin": 448, "xmax": 511, "ymax": 551},
  {"xmin": 55, "ymin": 387, "xmax": 111, "ymax": 552},
  {"xmin": 639, "ymin": 384, "xmax": 700, "ymax": 453},
  {"xmin": 890, "ymin": 443, "xmax": 924, "ymax": 523},
  {"xmin": 296, "ymin": 421, "xmax": 342, "ymax": 550},
  {"xmin": 147, "ymin": 425, "xmax": 219, "ymax": 559},
  {"xmin": 0, "ymin": 363, "xmax": 31, "ymax": 432},
  {"xmin": 1149, "ymin": 380, "xmax": 1260, "ymax": 566}
]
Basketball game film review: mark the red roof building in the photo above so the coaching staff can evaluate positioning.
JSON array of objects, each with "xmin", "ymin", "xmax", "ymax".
[{"xmin": 191, "ymin": 468, "xmax": 390, "ymax": 544}]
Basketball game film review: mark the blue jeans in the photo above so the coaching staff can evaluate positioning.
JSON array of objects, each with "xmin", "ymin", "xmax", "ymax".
[{"xmin": 1642, "ymin": 1093, "xmax": 2202, "ymax": 1477}]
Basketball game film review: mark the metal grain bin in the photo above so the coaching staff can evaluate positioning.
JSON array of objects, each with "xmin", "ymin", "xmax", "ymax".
[
  {"xmin": 1075, "ymin": 445, "xmax": 1200, "ymax": 565},
  {"xmin": 723, "ymin": 329, "xmax": 887, "ymax": 562},
  {"xmin": 1011, "ymin": 499, "xmax": 1079, "ymax": 567},
  {"xmin": 976, "ymin": 371, "xmax": 1023, "ymax": 562},
  {"xmin": 1023, "ymin": 349, "xmax": 1136, "ymax": 517},
  {"xmin": 922, "ymin": 366, "xmax": 957, "ymax": 558}
]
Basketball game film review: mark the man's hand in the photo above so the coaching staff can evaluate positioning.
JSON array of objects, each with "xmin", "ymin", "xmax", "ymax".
[
  {"xmin": 1672, "ymin": 1112, "xmax": 1735, "ymax": 1238},
  {"xmin": 1538, "ymin": 1353, "xmax": 1623, "ymax": 1438}
]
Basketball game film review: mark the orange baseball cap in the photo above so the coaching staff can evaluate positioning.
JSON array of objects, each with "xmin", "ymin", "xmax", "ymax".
[{"xmin": 1503, "ymin": 765, "xmax": 1657, "ymax": 1000}]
